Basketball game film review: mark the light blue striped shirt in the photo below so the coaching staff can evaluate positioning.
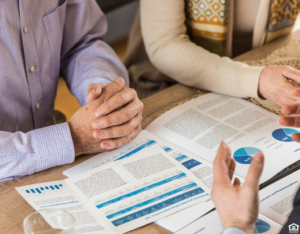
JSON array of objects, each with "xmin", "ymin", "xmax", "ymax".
[{"xmin": 0, "ymin": 0, "xmax": 128, "ymax": 181}]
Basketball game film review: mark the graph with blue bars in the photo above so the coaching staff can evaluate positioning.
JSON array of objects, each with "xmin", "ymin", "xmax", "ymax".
[
  {"xmin": 254, "ymin": 219, "xmax": 271, "ymax": 233},
  {"xmin": 25, "ymin": 184, "xmax": 63, "ymax": 194},
  {"xmin": 272, "ymin": 128, "xmax": 299, "ymax": 142}
]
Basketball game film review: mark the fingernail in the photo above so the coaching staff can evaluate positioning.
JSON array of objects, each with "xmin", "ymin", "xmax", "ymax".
[
  {"xmin": 115, "ymin": 77, "xmax": 123, "ymax": 84},
  {"xmin": 95, "ymin": 131, "xmax": 104, "ymax": 139},
  {"xmin": 254, "ymin": 153, "xmax": 263, "ymax": 162},
  {"xmin": 95, "ymin": 109, "xmax": 103, "ymax": 118},
  {"xmin": 102, "ymin": 142, "xmax": 109, "ymax": 149},
  {"xmin": 92, "ymin": 121, "xmax": 101, "ymax": 129},
  {"xmin": 87, "ymin": 89, "xmax": 96, "ymax": 95}
]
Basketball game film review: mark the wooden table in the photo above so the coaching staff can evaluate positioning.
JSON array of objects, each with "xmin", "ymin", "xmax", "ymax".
[{"xmin": 1, "ymin": 31, "xmax": 300, "ymax": 234}]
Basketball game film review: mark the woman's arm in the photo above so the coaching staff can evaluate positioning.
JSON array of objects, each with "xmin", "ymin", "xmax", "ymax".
[{"xmin": 140, "ymin": 0, "xmax": 263, "ymax": 98}]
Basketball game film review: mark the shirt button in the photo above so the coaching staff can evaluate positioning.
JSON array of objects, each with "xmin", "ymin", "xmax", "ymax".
[
  {"xmin": 23, "ymin": 26, "xmax": 28, "ymax": 33},
  {"xmin": 30, "ymin": 66, "xmax": 35, "ymax": 73},
  {"xmin": 36, "ymin": 103, "xmax": 41, "ymax": 110}
]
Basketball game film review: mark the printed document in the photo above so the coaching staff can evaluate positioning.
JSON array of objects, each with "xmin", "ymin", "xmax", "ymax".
[
  {"xmin": 259, "ymin": 169, "xmax": 300, "ymax": 225},
  {"xmin": 17, "ymin": 148, "xmax": 210, "ymax": 234},
  {"xmin": 146, "ymin": 93, "xmax": 300, "ymax": 183},
  {"xmin": 15, "ymin": 181, "xmax": 110, "ymax": 234}
]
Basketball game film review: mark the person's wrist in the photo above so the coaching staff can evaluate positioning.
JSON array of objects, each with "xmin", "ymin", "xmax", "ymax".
[
  {"xmin": 67, "ymin": 121, "xmax": 83, "ymax": 157},
  {"xmin": 257, "ymin": 66, "xmax": 268, "ymax": 99}
]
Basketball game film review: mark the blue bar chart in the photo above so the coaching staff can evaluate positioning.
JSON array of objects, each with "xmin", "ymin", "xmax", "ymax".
[{"xmin": 25, "ymin": 184, "xmax": 63, "ymax": 194}]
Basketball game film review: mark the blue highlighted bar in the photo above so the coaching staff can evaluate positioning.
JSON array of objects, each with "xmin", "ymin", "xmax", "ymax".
[
  {"xmin": 40, "ymin": 187, "xmax": 44, "ymax": 191},
  {"xmin": 26, "ymin": 190, "xmax": 30, "ymax": 193},
  {"xmin": 50, "ymin": 186, "xmax": 55, "ymax": 190},
  {"xmin": 175, "ymin": 155, "xmax": 188, "ymax": 161},
  {"xmin": 30, "ymin": 189, "xmax": 36, "ymax": 193},
  {"xmin": 45, "ymin": 187, "xmax": 49, "ymax": 190},
  {"xmin": 112, "ymin": 187, "xmax": 204, "ymax": 226},
  {"xmin": 182, "ymin": 159, "xmax": 202, "ymax": 170},
  {"xmin": 164, "ymin": 147, "xmax": 172, "ymax": 152},
  {"xmin": 107, "ymin": 183, "xmax": 197, "ymax": 219},
  {"xmin": 115, "ymin": 140, "xmax": 156, "ymax": 161},
  {"xmin": 59, "ymin": 184, "xmax": 63, "ymax": 187},
  {"xmin": 35, "ymin": 188, "xmax": 41, "ymax": 194},
  {"xmin": 54, "ymin": 185, "xmax": 60, "ymax": 189},
  {"xmin": 96, "ymin": 173, "xmax": 186, "ymax": 209}
]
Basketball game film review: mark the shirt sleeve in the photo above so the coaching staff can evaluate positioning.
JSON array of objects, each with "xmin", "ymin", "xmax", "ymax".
[
  {"xmin": 0, "ymin": 123, "xmax": 75, "ymax": 181},
  {"xmin": 223, "ymin": 228, "xmax": 247, "ymax": 234},
  {"xmin": 60, "ymin": 0, "xmax": 129, "ymax": 106},
  {"xmin": 141, "ymin": 0, "xmax": 263, "ymax": 99}
]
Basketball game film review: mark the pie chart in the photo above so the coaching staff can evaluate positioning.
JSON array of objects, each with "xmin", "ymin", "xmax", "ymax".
[
  {"xmin": 254, "ymin": 219, "xmax": 271, "ymax": 233},
  {"xmin": 233, "ymin": 147, "xmax": 262, "ymax": 164},
  {"xmin": 272, "ymin": 128, "xmax": 299, "ymax": 142}
]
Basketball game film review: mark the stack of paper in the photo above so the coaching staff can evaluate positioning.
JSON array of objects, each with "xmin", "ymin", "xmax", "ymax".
[{"xmin": 16, "ymin": 93, "xmax": 300, "ymax": 233}]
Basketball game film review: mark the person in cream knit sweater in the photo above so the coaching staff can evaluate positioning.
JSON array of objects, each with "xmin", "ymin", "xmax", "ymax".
[{"xmin": 124, "ymin": 0, "xmax": 300, "ymax": 107}]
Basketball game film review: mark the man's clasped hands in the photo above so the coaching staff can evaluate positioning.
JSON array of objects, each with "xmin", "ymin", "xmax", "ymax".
[{"xmin": 67, "ymin": 77, "xmax": 143, "ymax": 157}]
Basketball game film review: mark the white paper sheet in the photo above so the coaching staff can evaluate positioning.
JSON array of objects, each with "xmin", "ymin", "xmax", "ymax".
[
  {"xmin": 146, "ymin": 93, "xmax": 300, "ymax": 183},
  {"xmin": 15, "ymin": 181, "xmax": 111, "ymax": 234},
  {"xmin": 259, "ymin": 170, "xmax": 300, "ymax": 225},
  {"xmin": 17, "ymin": 147, "xmax": 211, "ymax": 234},
  {"xmin": 65, "ymin": 148, "xmax": 210, "ymax": 234},
  {"xmin": 175, "ymin": 210, "xmax": 282, "ymax": 234},
  {"xmin": 63, "ymin": 131, "xmax": 158, "ymax": 177}
]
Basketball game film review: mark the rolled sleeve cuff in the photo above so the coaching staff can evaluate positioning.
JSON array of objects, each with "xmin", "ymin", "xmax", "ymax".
[
  {"xmin": 30, "ymin": 123, "xmax": 75, "ymax": 172},
  {"xmin": 223, "ymin": 228, "xmax": 247, "ymax": 234}
]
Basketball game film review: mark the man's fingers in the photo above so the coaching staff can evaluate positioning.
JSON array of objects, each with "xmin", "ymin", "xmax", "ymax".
[
  {"xmin": 292, "ymin": 133, "xmax": 300, "ymax": 143},
  {"xmin": 93, "ymin": 113, "xmax": 142, "ymax": 139},
  {"xmin": 100, "ymin": 126, "xmax": 141, "ymax": 150},
  {"xmin": 93, "ymin": 99, "xmax": 143, "ymax": 129},
  {"xmin": 279, "ymin": 116, "xmax": 300, "ymax": 128},
  {"xmin": 87, "ymin": 83, "xmax": 105, "ymax": 100},
  {"xmin": 213, "ymin": 141, "xmax": 232, "ymax": 185},
  {"xmin": 95, "ymin": 88, "xmax": 139, "ymax": 119},
  {"xmin": 282, "ymin": 66, "xmax": 300, "ymax": 84},
  {"xmin": 95, "ymin": 77, "xmax": 125, "ymax": 117},
  {"xmin": 243, "ymin": 152, "xmax": 264, "ymax": 190}
]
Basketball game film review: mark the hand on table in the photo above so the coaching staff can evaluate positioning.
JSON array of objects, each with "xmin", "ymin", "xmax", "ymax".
[
  {"xmin": 258, "ymin": 66, "xmax": 300, "ymax": 107},
  {"xmin": 68, "ymin": 77, "xmax": 142, "ymax": 156},
  {"xmin": 87, "ymin": 77, "xmax": 143, "ymax": 150},
  {"xmin": 211, "ymin": 141, "xmax": 264, "ymax": 234},
  {"xmin": 280, "ymin": 103, "xmax": 300, "ymax": 142}
]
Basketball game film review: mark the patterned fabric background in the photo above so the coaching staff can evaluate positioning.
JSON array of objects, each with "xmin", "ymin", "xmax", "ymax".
[
  {"xmin": 185, "ymin": 0, "xmax": 229, "ymax": 55},
  {"xmin": 265, "ymin": 0, "xmax": 300, "ymax": 43}
]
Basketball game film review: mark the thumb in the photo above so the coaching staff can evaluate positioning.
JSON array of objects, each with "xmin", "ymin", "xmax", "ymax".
[
  {"xmin": 87, "ymin": 83, "xmax": 105, "ymax": 101},
  {"xmin": 243, "ymin": 152, "xmax": 264, "ymax": 190}
]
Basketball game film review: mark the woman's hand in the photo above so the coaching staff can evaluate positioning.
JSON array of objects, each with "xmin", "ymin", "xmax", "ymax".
[{"xmin": 258, "ymin": 66, "xmax": 300, "ymax": 107}]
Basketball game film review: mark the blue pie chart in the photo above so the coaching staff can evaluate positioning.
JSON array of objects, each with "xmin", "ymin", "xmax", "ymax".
[
  {"xmin": 272, "ymin": 128, "xmax": 299, "ymax": 142},
  {"xmin": 233, "ymin": 147, "xmax": 262, "ymax": 164},
  {"xmin": 254, "ymin": 219, "xmax": 271, "ymax": 233}
]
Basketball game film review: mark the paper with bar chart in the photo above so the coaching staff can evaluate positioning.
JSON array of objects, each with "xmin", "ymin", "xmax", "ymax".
[
  {"xmin": 17, "ymin": 147, "xmax": 210, "ymax": 234},
  {"xmin": 15, "ymin": 181, "xmax": 111, "ymax": 234},
  {"xmin": 64, "ymin": 148, "xmax": 210, "ymax": 234}
]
